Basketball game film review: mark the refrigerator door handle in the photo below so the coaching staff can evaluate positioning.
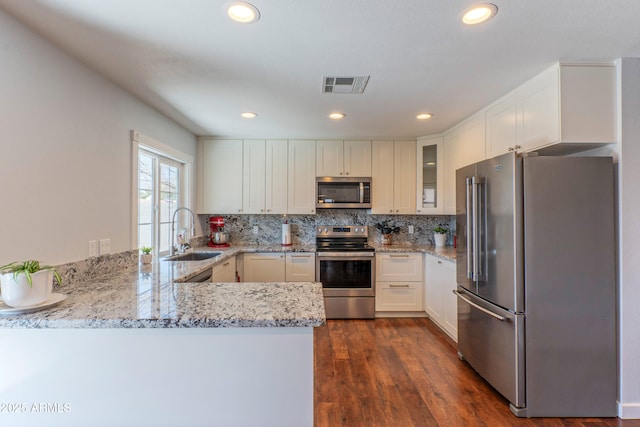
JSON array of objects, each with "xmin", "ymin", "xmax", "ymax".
[
  {"xmin": 466, "ymin": 177, "xmax": 474, "ymax": 279},
  {"xmin": 472, "ymin": 176, "xmax": 480, "ymax": 281},
  {"xmin": 454, "ymin": 290, "xmax": 506, "ymax": 321}
]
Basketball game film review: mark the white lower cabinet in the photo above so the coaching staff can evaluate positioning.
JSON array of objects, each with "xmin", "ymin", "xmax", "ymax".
[
  {"xmin": 242, "ymin": 252, "xmax": 316, "ymax": 282},
  {"xmin": 243, "ymin": 253, "xmax": 286, "ymax": 282},
  {"xmin": 285, "ymin": 253, "xmax": 316, "ymax": 282},
  {"xmin": 211, "ymin": 257, "xmax": 237, "ymax": 282},
  {"xmin": 375, "ymin": 253, "xmax": 423, "ymax": 312},
  {"xmin": 424, "ymin": 254, "xmax": 457, "ymax": 341}
]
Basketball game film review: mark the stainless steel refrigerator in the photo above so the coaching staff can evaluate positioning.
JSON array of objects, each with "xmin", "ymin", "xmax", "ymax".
[{"xmin": 455, "ymin": 152, "xmax": 617, "ymax": 417}]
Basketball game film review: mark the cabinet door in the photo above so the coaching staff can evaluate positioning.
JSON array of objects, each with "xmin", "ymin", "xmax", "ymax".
[
  {"xmin": 211, "ymin": 257, "xmax": 237, "ymax": 283},
  {"xmin": 243, "ymin": 253, "xmax": 286, "ymax": 282},
  {"xmin": 316, "ymin": 140, "xmax": 343, "ymax": 176},
  {"xmin": 518, "ymin": 65, "xmax": 559, "ymax": 151},
  {"xmin": 288, "ymin": 140, "xmax": 316, "ymax": 214},
  {"xmin": 440, "ymin": 259, "xmax": 458, "ymax": 340},
  {"xmin": 375, "ymin": 282, "xmax": 423, "ymax": 312},
  {"xmin": 376, "ymin": 253, "xmax": 423, "ymax": 282},
  {"xmin": 424, "ymin": 255, "xmax": 444, "ymax": 327},
  {"xmin": 424, "ymin": 255, "xmax": 457, "ymax": 341},
  {"xmin": 343, "ymin": 140, "xmax": 372, "ymax": 176},
  {"xmin": 486, "ymin": 93, "xmax": 518, "ymax": 158},
  {"xmin": 443, "ymin": 111, "xmax": 485, "ymax": 214},
  {"xmin": 243, "ymin": 140, "xmax": 266, "ymax": 214},
  {"xmin": 371, "ymin": 140, "xmax": 395, "ymax": 214},
  {"xmin": 265, "ymin": 140, "xmax": 288, "ymax": 214},
  {"xmin": 202, "ymin": 140, "xmax": 243, "ymax": 214},
  {"xmin": 416, "ymin": 136, "xmax": 443, "ymax": 215},
  {"xmin": 285, "ymin": 253, "xmax": 315, "ymax": 282},
  {"xmin": 393, "ymin": 141, "xmax": 416, "ymax": 214}
]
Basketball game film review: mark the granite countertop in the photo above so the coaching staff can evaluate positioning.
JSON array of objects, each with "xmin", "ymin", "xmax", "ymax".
[
  {"xmin": 373, "ymin": 244, "xmax": 456, "ymax": 262},
  {"xmin": 0, "ymin": 245, "xmax": 325, "ymax": 329},
  {"xmin": 0, "ymin": 243, "xmax": 455, "ymax": 329}
]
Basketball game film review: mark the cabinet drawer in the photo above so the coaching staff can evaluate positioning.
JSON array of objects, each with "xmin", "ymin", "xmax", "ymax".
[
  {"xmin": 375, "ymin": 281, "xmax": 423, "ymax": 312},
  {"xmin": 376, "ymin": 253, "xmax": 423, "ymax": 282},
  {"xmin": 285, "ymin": 253, "xmax": 316, "ymax": 282}
]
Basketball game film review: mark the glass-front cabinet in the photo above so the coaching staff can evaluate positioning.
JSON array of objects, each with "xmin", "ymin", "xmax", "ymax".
[{"xmin": 416, "ymin": 136, "xmax": 443, "ymax": 214}]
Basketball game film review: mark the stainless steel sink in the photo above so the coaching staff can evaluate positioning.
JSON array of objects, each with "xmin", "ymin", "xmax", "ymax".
[{"xmin": 164, "ymin": 252, "xmax": 222, "ymax": 261}]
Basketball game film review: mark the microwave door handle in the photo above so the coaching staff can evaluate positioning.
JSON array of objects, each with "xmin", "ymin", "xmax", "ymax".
[
  {"xmin": 465, "ymin": 177, "xmax": 473, "ymax": 280},
  {"xmin": 359, "ymin": 182, "xmax": 364, "ymax": 203}
]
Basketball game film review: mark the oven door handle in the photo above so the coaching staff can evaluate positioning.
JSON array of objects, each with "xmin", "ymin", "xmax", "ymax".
[{"xmin": 316, "ymin": 252, "xmax": 375, "ymax": 257}]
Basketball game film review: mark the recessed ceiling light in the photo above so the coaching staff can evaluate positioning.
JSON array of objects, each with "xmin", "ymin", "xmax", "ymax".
[
  {"xmin": 329, "ymin": 112, "xmax": 345, "ymax": 120},
  {"xmin": 241, "ymin": 112, "xmax": 257, "ymax": 118},
  {"xmin": 462, "ymin": 3, "xmax": 498, "ymax": 25},
  {"xmin": 417, "ymin": 113, "xmax": 433, "ymax": 120},
  {"xmin": 227, "ymin": 2, "xmax": 260, "ymax": 23}
]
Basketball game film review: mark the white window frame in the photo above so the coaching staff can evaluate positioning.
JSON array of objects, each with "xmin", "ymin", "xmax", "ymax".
[{"xmin": 131, "ymin": 130, "xmax": 194, "ymax": 256}]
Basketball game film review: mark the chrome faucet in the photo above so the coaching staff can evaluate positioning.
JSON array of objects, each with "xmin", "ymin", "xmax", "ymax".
[{"xmin": 170, "ymin": 207, "xmax": 196, "ymax": 256}]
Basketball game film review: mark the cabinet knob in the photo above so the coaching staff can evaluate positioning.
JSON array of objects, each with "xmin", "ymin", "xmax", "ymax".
[
  {"xmin": 515, "ymin": 145, "xmax": 521, "ymax": 150},
  {"xmin": 339, "ymin": 172, "xmax": 343, "ymax": 175},
  {"xmin": 238, "ymin": 209, "xmax": 242, "ymax": 212},
  {"xmin": 390, "ymin": 210, "xmax": 393, "ymax": 213},
  {"xmin": 345, "ymin": 172, "xmax": 349, "ymax": 175},
  {"xmin": 260, "ymin": 209, "xmax": 264, "ymax": 212},
  {"xmin": 396, "ymin": 210, "xmax": 399, "ymax": 213}
]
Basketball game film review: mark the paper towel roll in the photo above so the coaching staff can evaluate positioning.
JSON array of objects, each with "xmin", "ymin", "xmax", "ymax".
[{"xmin": 282, "ymin": 224, "xmax": 292, "ymax": 246}]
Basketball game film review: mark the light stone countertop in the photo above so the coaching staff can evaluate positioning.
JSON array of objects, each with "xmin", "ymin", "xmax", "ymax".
[
  {"xmin": 0, "ymin": 245, "xmax": 325, "ymax": 329},
  {"xmin": 373, "ymin": 244, "xmax": 457, "ymax": 262},
  {"xmin": 0, "ymin": 243, "xmax": 455, "ymax": 329}
]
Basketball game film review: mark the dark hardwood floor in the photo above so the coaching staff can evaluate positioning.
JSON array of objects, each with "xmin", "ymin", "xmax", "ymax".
[{"xmin": 314, "ymin": 318, "xmax": 640, "ymax": 427}]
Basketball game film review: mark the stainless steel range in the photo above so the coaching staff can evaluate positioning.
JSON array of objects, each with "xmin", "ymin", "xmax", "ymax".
[{"xmin": 315, "ymin": 225, "xmax": 375, "ymax": 319}]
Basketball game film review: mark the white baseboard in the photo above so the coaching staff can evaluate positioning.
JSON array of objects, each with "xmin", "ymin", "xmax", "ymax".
[{"xmin": 618, "ymin": 401, "xmax": 640, "ymax": 419}]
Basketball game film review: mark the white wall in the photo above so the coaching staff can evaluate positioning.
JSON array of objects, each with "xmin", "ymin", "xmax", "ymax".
[
  {"xmin": 617, "ymin": 58, "xmax": 640, "ymax": 419},
  {"xmin": 0, "ymin": 9, "xmax": 196, "ymax": 265}
]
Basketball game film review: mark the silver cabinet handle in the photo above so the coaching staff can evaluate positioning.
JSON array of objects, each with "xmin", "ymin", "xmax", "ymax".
[
  {"xmin": 389, "ymin": 254, "xmax": 410, "ymax": 258},
  {"xmin": 390, "ymin": 284, "xmax": 410, "ymax": 288},
  {"xmin": 291, "ymin": 255, "xmax": 311, "ymax": 258},
  {"xmin": 453, "ymin": 290, "xmax": 505, "ymax": 321}
]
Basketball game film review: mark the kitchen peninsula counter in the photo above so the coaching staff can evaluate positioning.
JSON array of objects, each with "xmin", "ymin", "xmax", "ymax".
[
  {"xmin": 0, "ymin": 244, "xmax": 322, "ymax": 427},
  {"xmin": 0, "ymin": 244, "xmax": 324, "ymax": 329}
]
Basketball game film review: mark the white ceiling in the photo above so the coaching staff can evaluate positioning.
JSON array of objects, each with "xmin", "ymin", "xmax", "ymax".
[{"xmin": 2, "ymin": 0, "xmax": 640, "ymax": 140}]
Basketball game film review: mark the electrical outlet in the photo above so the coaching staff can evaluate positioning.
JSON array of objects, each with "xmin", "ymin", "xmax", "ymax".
[
  {"xmin": 99, "ymin": 238, "xmax": 111, "ymax": 255},
  {"xmin": 253, "ymin": 226, "xmax": 259, "ymax": 234},
  {"xmin": 88, "ymin": 240, "xmax": 98, "ymax": 257},
  {"xmin": 408, "ymin": 225, "xmax": 414, "ymax": 234}
]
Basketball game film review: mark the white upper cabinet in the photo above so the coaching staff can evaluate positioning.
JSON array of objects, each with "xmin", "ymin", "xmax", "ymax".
[
  {"xmin": 200, "ymin": 139, "xmax": 244, "ymax": 214},
  {"xmin": 316, "ymin": 140, "xmax": 371, "ymax": 176},
  {"xmin": 344, "ymin": 140, "xmax": 372, "ymax": 176},
  {"xmin": 288, "ymin": 140, "xmax": 316, "ymax": 214},
  {"xmin": 416, "ymin": 136, "xmax": 444, "ymax": 215},
  {"xmin": 443, "ymin": 111, "xmax": 486, "ymax": 214},
  {"xmin": 486, "ymin": 63, "xmax": 616, "ymax": 158},
  {"xmin": 371, "ymin": 140, "xmax": 395, "ymax": 214},
  {"xmin": 486, "ymin": 93, "xmax": 518, "ymax": 159},
  {"xmin": 372, "ymin": 140, "xmax": 416, "ymax": 214},
  {"xmin": 243, "ymin": 140, "xmax": 288, "ymax": 214}
]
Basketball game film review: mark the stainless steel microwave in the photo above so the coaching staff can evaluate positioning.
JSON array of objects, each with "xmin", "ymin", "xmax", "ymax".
[{"xmin": 316, "ymin": 177, "xmax": 372, "ymax": 209}]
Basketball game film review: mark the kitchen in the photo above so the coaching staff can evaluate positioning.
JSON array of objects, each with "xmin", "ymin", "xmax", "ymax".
[{"xmin": 0, "ymin": 1, "xmax": 639, "ymax": 426}]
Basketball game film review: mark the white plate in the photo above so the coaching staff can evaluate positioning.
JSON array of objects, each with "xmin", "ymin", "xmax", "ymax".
[{"xmin": 0, "ymin": 293, "xmax": 67, "ymax": 316}]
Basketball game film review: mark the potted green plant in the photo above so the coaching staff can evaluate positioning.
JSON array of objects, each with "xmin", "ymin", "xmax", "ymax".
[
  {"xmin": 140, "ymin": 246, "xmax": 153, "ymax": 264},
  {"xmin": 433, "ymin": 226, "xmax": 448, "ymax": 247},
  {"xmin": 0, "ymin": 260, "xmax": 62, "ymax": 308},
  {"xmin": 376, "ymin": 221, "xmax": 401, "ymax": 245}
]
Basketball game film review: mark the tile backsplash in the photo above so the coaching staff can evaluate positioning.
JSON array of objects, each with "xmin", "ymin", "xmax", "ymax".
[{"xmin": 198, "ymin": 210, "xmax": 455, "ymax": 246}]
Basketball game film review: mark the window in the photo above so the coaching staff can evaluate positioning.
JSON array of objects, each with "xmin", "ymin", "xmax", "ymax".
[
  {"xmin": 138, "ymin": 150, "xmax": 183, "ymax": 255},
  {"xmin": 132, "ymin": 131, "xmax": 192, "ymax": 257}
]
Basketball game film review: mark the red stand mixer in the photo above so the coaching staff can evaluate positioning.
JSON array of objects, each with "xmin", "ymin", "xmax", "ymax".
[{"xmin": 208, "ymin": 216, "xmax": 230, "ymax": 248}]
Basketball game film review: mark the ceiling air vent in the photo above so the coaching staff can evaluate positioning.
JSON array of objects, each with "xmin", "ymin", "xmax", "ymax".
[{"xmin": 322, "ymin": 76, "xmax": 370, "ymax": 94}]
